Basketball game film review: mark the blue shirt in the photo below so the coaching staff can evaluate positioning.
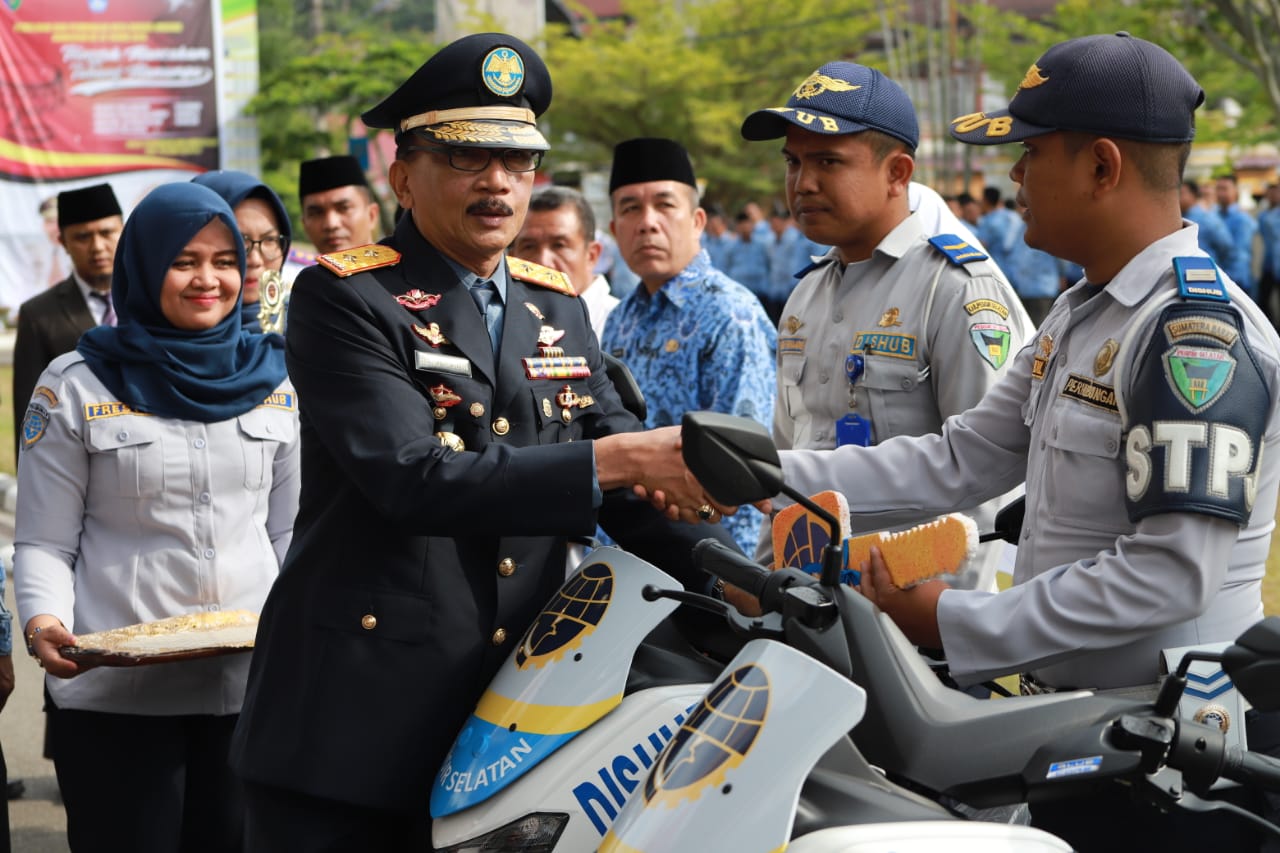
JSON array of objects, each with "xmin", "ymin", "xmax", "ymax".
[
  {"xmin": 602, "ymin": 250, "xmax": 777, "ymax": 552},
  {"xmin": 1259, "ymin": 207, "xmax": 1280, "ymax": 280},
  {"xmin": 1003, "ymin": 218, "xmax": 1061, "ymax": 299},
  {"xmin": 1184, "ymin": 206, "xmax": 1234, "ymax": 270},
  {"xmin": 702, "ymin": 231, "xmax": 736, "ymax": 273},
  {"xmin": 975, "ymin": 208, "xmax": 1021, "ymax": 275},
  {"xmin": 767, "ymin": 225, "xmax": 825, "ymax": 304},
  {"xmin": 724, "ymin": 235, "xmax": 772, "ymax": 299},
  {"xmin": 1218, "ymin": 204, "xmax": 1258, "ymax": 293}
]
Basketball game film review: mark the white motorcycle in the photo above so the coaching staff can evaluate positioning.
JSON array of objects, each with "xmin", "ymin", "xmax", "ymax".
[{"xmin": 428, "ymin": 412, "xmax": 1280, "ymax": 851}]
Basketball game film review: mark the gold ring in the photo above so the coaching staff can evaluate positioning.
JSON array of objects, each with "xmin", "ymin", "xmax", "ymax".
[{"xmin": 697, "ymin": 504, "xmax": 714, "ymax": 521}]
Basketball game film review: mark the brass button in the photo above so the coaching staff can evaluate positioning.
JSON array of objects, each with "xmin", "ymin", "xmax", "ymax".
[
  {"xmin": 498, "ymin": 557, "xmax": 516, "ymax": 577},
  {"xmin": 469, "ymin": 402, "xmax": 485, "ymax": 418},
  {"xmin": 561, "ymin": 409, "xmax": 572, "ymax": 423},
  {"xmin": 361, "ymin": 614, "xmax": 377, "ymax": 630},
  {"xmin": 492, "ymin": 417, "xmax": 510, "ymax": 436},
  {"xmin": 433, "ymin": 406, "xmax": 447, "ymax": 420},
  {"xmin": 491, "ymin": 628, "xmax": 507, "ymax": 645}
]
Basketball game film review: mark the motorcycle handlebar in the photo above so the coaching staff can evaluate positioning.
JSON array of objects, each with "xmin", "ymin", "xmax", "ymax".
[
  {"xmin": 1222, "ymin": 747, "xmax": 1280, "ymax": 792},
  {"xmin": 694, "ymin": 539, "xmax": 772, "ymax": 601}
]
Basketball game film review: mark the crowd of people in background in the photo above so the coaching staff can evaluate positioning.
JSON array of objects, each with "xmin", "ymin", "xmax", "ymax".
[{"xmin": 3, "ymin": 26, "xmax": 1280, "ymax": 853}]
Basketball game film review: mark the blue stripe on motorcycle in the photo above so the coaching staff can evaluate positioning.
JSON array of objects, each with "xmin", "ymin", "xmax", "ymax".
[{"xmin": 431, "ymin": 714, "xmax": 576, "ymax": 817}]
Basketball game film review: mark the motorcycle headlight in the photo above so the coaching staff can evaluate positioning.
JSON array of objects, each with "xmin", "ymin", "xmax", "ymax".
[{"xmin": 436, "ymin": 813, "xmax": 569, "ymax": 852}]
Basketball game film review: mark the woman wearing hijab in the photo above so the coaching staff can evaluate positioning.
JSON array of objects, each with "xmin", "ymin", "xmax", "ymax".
[
  {"xmin": 191, "ymin": 170, "xmax": 292, "ymax": 333},
  {"xmin": 13, "ymin": 182, "xmax": 299, "ymax": 853}
]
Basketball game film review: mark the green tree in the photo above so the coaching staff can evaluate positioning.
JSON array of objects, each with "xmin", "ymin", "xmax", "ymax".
[
  {"xmin": 246, "ymin": 29, "xmax": 434, "ymax": 230},
  {"xmin": 542, "ymin": 0, "xmax": 884, "ymax": 209}
]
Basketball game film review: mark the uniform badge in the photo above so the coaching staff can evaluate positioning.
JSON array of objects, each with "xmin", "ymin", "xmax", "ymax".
[
  {"xmin": 523, "ymin": 356, "xmax": 592, "ymax": 380},
  {"xmin": 524, "ymin": 302, "xmax": 545, "ymax": 321},
  {"xmin": 556, "ymin": 385, "xmax": 579, "ymax": 409},
  {"xmin": 32, "ymin": 386, "xmax": 57, "ymax": 407},
  {"xmin": 1032, "ymin": 334, "xmax": 1054, "ymax": 381},
  {"xmin": 481, "ymin": 46, "xmax": 525, "ymax": 97},
  {"xmin": 258, "ymin": 269, "xmax": 289, "ymax": 334},
  {"xmin": 470, "ymin": 402, "xmax": 485, "ymax": 418},
  {"xmin": 1060, "ymin": 374, "xmax": 1118, "ymax": 413},
  {"xmin": 397, "ymin": 290, "xmax": 442, "ymax": 311},
  {"xmin": 21, "ymin": 403, "xmax": 49, "ymax": 449},
  {"xmin": 538, "ymin": 325, "xmax": 565, "ymax": 347},
  {"xmin": 1164, "ymin": 345, "xmax": 1235, "ymax": 413},
  {"xmin": 415, "ymin": 351, "xmax": 472, "ymax": 377},
  {"xmin": 877, "ymin": 308, "xmax": 902, "ymax": 328},
  {"xmin": 1164, "ymin": 316, "xmax": 1238, "ymax": 347},
  {"xmin": 664, "ymin": 339, "xmax": 679, "ymax": 353},
  {"xmin": 435, "ymin": 431, "xmax": 465, "ymax": 452},
  {"xmin": 779, "ymin": 337, "xmax": 806, "ymax": 357},
  {"xmin": 429, "ymin": 384, "xmax": 463, "ymax": 407},
  {"xmin": 793, "ymin": 71, "xmax": 860, "ymax": 100},
  {"xmin": 1193, "ymin": 703, "xmax": 1231, "ymax": 733},
  {"xmin": 542, "ymin": 398, "xmax": 553, "ymax": 418},
  {"xmin": 413, "ymin": 322, "xmax": 450, "ymax": 347},
  {"xmin": 1094, "ymin": 339, "xmax": 1119, "ymax": 377},
  {"xmin": 318, "ymin": 244, "xmax": 401, "ymax": 277},
  {"xmin": 969, "ymin": 323, "xmax": 1011, "ymax": 370},
  {"xmin": 964, "ymin": 299, "xmax": 1010, "ymax": 320}
]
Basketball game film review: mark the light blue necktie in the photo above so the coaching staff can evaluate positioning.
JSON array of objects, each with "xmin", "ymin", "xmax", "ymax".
[{"xmin": 468, "ymin": 279, "xmax": 502, "ymax": 353}]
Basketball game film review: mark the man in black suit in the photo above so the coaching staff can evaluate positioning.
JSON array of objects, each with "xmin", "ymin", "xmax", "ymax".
[
  {"xmin": 230, "ymin": 33, "xmax": 739, "ymax": 851},
  {"xmin": 13, "ymin": 183, "xmax": 122, "ymax": 457}
]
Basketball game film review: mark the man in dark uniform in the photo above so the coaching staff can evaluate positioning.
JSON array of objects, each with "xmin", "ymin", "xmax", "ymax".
[
  {"xmin": 230, "ymin": 32, "xmax": 737, "ymax": 851},
  {"xmin": 12, "ymin": 184, "xmax": 122, "ymax": 458}
]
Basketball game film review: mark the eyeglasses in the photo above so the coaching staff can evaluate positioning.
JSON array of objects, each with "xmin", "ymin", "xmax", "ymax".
[
  {"xmin": 244, "ymin": 235, "xmax": 287, "ymax": 261},
  {"xmin": 414, "ymin": 144, "xmax": 543, "ymax": 174}
]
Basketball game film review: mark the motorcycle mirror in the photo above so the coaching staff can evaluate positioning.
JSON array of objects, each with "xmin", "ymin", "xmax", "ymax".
[
  {"xmin": 979, "ymin": 496, "xmax": 1026, "ymax": 544},
  {"xmin": 1221, "ymin": 616, "xmax": 1280, "ymax": 711},
  {"xmin": 603, "ymin": 352, "xmax": 647, "ymax": 424},
  {"xmin": 681, "ymin": 412, "xmax": 783, "ymax": 505}
]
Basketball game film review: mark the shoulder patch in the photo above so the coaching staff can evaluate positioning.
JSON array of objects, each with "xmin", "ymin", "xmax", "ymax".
[
  {"xmin": 21, "ymin": 403, "xmax": 50, "ymax": 450},
  {"xmin": 928, "ymin": 234, "xmax": 988, "ymax": 266},
  {"xmin": 317, "ymin": 244, "xmax": 402, "ymax": 278},
  {"xmin": 507, "ymin": 256, "xmax": 575, "ymax": 296},
  {"xmin": 31, "ymin": 385, "xmax": 58, "ymax": 408},
  {"xmin": 1172, "ymin": 256, "xmax": 1229, "ymax": 303},
  {"xmin": 964, "ymin": 298, "xmax": 1010, "ymax": 320}
]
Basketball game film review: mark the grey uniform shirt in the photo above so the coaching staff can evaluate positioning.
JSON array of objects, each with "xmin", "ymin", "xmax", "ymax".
[
  {"xmin": 14, "ymin": 352, "xmax": 301, "ymax": 715},
  {"xmin": 781, "ymin": 225, "xmax": 1280, "ymax": 689},
  {"xmin": 765, "ymin": 213, "xmax": 1032, "ymax": 590}
]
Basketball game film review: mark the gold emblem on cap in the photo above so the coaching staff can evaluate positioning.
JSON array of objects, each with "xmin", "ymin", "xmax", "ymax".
[
  {"xmin": 1018, "ymin": 63, "xmax": 1050, "ymax": 91},
  {"xmin": 1094, "ymin": 339, "xmax": 1118, "ymax": 377},
  {"xmin": 793, "ymin": 72, "xmax": 861, "ymax": 100},
  {"xmin": 784, "ymin": 316, "xmax": 804, "ymax": 335},
  {"xmin": 877, "ymin": 308, "xmax": 903, "ymax": 328},
  {"xmin": 481, "ymin": 46, "xmax": 525, "ymax": 97},
  {"xmin": 1193, "ymin": 703, "xmax": 1231, "ymax": 733},
  {"xmin": 664, "ymin": 339, "xmax": 679, "ymax": 353}
]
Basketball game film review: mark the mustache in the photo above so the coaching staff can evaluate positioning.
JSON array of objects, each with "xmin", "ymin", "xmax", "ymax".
[{"xmin": 467, "ymin": 199, "xmax": 514, "ymax": 216}]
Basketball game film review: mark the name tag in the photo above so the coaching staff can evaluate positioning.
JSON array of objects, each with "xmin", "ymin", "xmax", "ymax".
[{"xmin": 416, "ymin": 350, "xmax": 473, "ymax": 377}]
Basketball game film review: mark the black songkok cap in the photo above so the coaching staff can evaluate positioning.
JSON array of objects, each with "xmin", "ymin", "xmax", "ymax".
[
  {"xmin": 57, "ymin": 183, "xmax": 122, "ymax": 229},
  {"xmin": 361, "ymin": 32, "xmax": 550, "ymax": 150},
  {"xmin": 298, "ymin": 155, "xmax": 369, "ymax": 200},
  {"xmin": 608, "ymin": 138, "xmax": 697, "ymax": 195}
]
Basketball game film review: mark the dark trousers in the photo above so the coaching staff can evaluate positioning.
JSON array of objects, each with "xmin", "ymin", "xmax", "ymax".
[
  {"xmin": 51, "ymin": 707, "xmax": 243, "ymax": 853},
  {"xmin": 1030, "ymin": 709, "xmax": 1280, "ymax": 852},
  {"xmin": 243, "ymin": 781, "xmax": 431, "ymax": 852},
  {"xmin": 0, "ymin": 740, "xmax": 10, "ymax": 853}
]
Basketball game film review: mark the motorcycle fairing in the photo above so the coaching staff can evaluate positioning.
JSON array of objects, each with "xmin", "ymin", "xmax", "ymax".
[
  {"xmin": 431, "ymin": 548, "xmax": 680, "ymax": 817},
  {"xmin": 600, "ymin": 639, "xmax": 866, "ymax": 853}
]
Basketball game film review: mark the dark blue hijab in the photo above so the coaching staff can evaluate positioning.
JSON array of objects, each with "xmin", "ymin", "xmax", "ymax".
[
  {"xmin": 191, "ymin": 170, "xmax": 292, "ymax": 333},
  {"xmin": 77, "ymin": 182, "xmax": 287, "ymax": 423}
]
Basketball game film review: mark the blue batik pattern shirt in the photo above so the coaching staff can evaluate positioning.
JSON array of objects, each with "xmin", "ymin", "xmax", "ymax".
[{"xmin": 602, "ymin": 250, "xmax": 777, "ymax": 553}]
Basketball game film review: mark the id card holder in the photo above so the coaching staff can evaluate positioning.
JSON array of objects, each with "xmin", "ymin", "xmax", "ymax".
[{"xmin": 835, "ymin": 413, "xmax": 872, "ymax": 447}]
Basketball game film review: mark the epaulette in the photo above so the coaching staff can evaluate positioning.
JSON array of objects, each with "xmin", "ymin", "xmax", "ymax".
[
  {"xmin": 317, "ymin": 244, "xmax": 401, "ymax": 278},
  {"xmin": 507, "ymin": 256, "xmax": 575, "ymax": 296},
  {"xmin": 928, "ymin": 234, "xmax": 988, "ymax": 266},
  {"xmin": 1173, "ymin": 256, "xmax": 1230, "ymax": 303}
]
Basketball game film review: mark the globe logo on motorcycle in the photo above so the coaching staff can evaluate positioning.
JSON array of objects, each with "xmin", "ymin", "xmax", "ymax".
[
  {"xmin": 514, "ymin": 562, "xmax": 614, "ymax": 669},
  {"xmin": 643, "ymin": 664, "xmax": 769, "ymax": 808}
]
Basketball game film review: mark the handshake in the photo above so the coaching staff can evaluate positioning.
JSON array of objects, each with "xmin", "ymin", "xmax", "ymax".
[{"xmin": 593, "ymin": 425, "xmax": 773, "ymax": 526}]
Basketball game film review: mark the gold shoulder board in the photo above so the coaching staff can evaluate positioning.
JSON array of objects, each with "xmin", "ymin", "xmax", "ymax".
[
  {"xmin": 507, "ymin": 256, "xmax": 575, "ymax": 297},
  {"xmin": 317, "ymin": 244, "xmax": 402, "ymax": 278}
]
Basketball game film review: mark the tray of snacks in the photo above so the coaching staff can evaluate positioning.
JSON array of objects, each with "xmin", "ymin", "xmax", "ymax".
[{"xmin": 60, "ymin": 610, "xmax": 259, "ymax": 667}]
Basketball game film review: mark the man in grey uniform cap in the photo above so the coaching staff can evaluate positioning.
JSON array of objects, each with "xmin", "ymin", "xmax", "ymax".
[{"xmin": 741, "ymin": 60, "xmax": 1031, "ymax": 593}]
